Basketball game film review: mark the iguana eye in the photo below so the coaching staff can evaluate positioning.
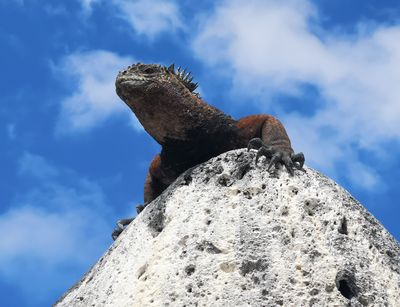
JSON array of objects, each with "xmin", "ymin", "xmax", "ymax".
[{"xmin": 143, "ymin": 67, "xmax": 157, "ymax": 74}]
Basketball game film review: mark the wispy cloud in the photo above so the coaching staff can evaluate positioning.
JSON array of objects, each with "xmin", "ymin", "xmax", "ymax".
[
  {"xmin": 0, "ymin": 152, "xmax": 114, "ymax": 301},
  {"xmin": 78, "ymin": 0, "xmax": 100, "ymax": 12},
  {"xmin": 193, "ymin": 0, "xmax": 400, "ymax": 188},
  {"xmin": 112, "ymin": 0, "xmax": 183, "ymax": 39},
  {"xmin": 6, "ymin": 123, "xmax": 16, "ymax": 140},
  {"xmin": 6, "ymin": 0, "xmax": 25, "ymax": 5},
  {"xmin": 18, "ymin": 152, "xmax": 59, "ymax": 179},
  {"xmin": 55, "ymin": 50, "xmax": 142, "ymax": 134},
  {"xmin": 77, "ymin": 0, "xmax": 183, "ymax": 38},
  {"xmin": 43, "ymin": 4, "xmax": 68, "ymax": 16}
]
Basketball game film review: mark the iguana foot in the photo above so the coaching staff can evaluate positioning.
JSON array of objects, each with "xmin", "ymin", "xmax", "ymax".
[
  {"xmin": 112, "ymin": 218, "xmax": 134, "ymax": 240},
  {"xmin": 136, "ymin": 204, "xmax": 145, "ymax": 213},
  {"xmin": 248, "ymin": 138, "xmax": 305, "ymax": 175},
  {"xmin": 111, "ymin": 204, "xmax": 147, "ymax": 240}
]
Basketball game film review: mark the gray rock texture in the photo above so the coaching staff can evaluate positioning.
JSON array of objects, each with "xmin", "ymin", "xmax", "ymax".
[{"xmin": 55, "ymin": 149, "xmax": 400, "ymax": 307}]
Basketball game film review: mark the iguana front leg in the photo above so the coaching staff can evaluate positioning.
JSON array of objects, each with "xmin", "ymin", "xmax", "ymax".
[{"xmin": 239, "ymin": 114, "xmax": 305, "ymax": 175}]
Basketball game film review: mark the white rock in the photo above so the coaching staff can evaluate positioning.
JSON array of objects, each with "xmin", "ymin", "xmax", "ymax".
[{"xmin": 55, "ymin": 149, "xmax": 400, "ymax": 307}]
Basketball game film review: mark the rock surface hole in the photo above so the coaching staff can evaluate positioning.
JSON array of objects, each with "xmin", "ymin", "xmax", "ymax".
[
  {"xmin": 338, "ymin": 217, "xmax": 348, "ymax": 235},
  {"xmin": 336, "ymin": 271, "xmax": 357, "ymax": 300}
]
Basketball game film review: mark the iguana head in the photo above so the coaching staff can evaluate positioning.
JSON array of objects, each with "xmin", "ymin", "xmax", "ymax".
[
  {"xmin": 115, "ymin": 63, "xmax": 203, "ymax": 143},
  {"xmin": 116, "ymin": 63, "xmax": 198, "ymax": 97}
]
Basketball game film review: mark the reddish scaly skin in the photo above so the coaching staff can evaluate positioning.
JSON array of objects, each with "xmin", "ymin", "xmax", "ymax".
[{"xmin": 116, "ymin": 63, "xmax": 294, "ymax": 205}]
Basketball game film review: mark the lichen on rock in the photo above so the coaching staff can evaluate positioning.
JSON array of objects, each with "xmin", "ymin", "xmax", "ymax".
[{"xmin": 55, "ymin": 149, "xmax": 400, "ymax": 307}]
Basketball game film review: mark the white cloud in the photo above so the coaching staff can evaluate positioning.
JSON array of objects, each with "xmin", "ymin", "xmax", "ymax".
[
  {"xmin": 18, "ymin": 152, "xmax": 59, "ymax": 179},
  {"xmin": 43, "ymin": 4, "xmax": 68, "ymax": 16},
  {"xmin": 192, "ymin": 0, "xmax": 400, "ymax": 187},
  {"xmin": 76, "ymin": 0, "xmax": 182, "ymax": 38},
  {"xmin": 79, "ymin": 0, "xmax": 100, "ymax": 11},
  {"xmin": 112, "ymin": 0, "xmax": 183, "ymax": 39},
  {"xmin": 0, "ymin": 153, "xmax": 114, "ymax": 299},
  {"xmin": 55, "ymin": 50, "xmax": 142, "ymax": 134},
  {"xmin": 0, "ymin": 205, "xmax": 107, "ymax": 267},
  {"xmin": 347, "ymin": 162, "xmax": 379, "ymax": 190}
]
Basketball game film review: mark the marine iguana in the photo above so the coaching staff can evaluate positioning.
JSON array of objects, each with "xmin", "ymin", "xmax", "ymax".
[{"xmin": 112, "ymin": 63, "xmax": 304, "ymax": 239}]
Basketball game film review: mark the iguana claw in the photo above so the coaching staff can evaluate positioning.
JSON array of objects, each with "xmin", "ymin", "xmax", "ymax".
[
  {"xmin": 291, "ymin": 152, "xmax": 305, "ymax": 169},
  {"xmin": 248, "ymin": 138, "xmax": 305, "ymax": 175},
  {"xmin": 111, "ymin": 204, "xmax": 147, "ymax": 240},
  {"xmin": 112, "ymin": 218, "xmax": 134, "ymax": 240},
  {"xmin": 255, "ymin": 146, "xmax": 274, "ymax": 164}
]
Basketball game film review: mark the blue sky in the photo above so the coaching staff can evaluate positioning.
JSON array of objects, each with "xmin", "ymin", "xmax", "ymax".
[{"xmin": 1, "ymin": 0, "xmax": 400, "ymax": 306}]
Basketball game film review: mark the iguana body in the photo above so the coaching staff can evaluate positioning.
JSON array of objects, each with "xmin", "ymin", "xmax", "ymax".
[{"xmin": 113, "ymin": 63, "xmax": 303, "ymax": 239}]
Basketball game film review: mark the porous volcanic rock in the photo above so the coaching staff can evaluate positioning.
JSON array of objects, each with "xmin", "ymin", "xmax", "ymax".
[{"xmin": 55, "ymin": 149, "xmax": 400, "ymax": 307}]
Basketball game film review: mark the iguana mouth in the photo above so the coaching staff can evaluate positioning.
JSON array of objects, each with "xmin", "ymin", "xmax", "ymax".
[{"xmin": 116, "ymin": 76, "xmax": 151, "ymax": 88}]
